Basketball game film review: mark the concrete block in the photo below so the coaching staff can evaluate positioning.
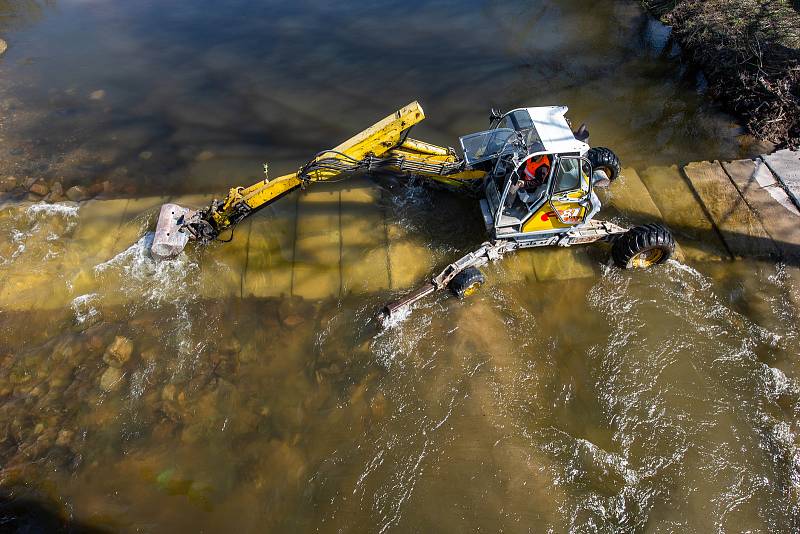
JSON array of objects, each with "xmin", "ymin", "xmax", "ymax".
[
  {"xmin": 198, "ymin": 220, "xmax": 251, "ymax": 299},
  {"xmin": 762, "ymin": 149, "xmax": 800, "ymax": 210},
  {"xmin": 683, "ymin": 161, "xmax": 776, "ymax": 259},
  {"xmin": 158, "ymin": 194, "xmax": 250, "ymax": 299},
  {"xmin": 598, "ymin": 167, "xmax": 685, "ymax": 262},
  {"xmin": 116, "ymin": 196, "xmax": 172, "ymax": 257},
  {"xmin": 495, "ymin": 248, "xmax": 536, "ymax": 284},
  {"xmin": 639, "ymin": 165, "xmax": 729, "ymax": 262},
  {"xmin": 68, "ymin": 198, "xmax": 129, "ymax": 264},
  {"xmin": 0, "ymin": 271, "xmax": 72, "ymax": 311},
  {"xmin": 722, "ymin": 159, "xmax": 800, "ymax": 262}
]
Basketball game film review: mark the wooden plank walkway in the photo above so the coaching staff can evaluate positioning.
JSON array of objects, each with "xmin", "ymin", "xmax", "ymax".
[{"xmin": 1, "ymin": 150, "xmax": 799, "ymax": 312}]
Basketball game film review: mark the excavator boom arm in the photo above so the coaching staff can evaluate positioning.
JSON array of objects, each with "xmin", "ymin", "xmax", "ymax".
[{"xmin": 152, "ymin": 101, "xmax": 485, "ymax": 259}]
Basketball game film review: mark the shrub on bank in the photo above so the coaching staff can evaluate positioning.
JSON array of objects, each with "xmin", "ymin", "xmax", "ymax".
[{"xmin": 643, "ymin": 0, "xmax": 800, "ymax": 147}]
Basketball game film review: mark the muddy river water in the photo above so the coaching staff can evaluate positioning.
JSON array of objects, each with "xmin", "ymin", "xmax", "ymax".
[{"xmin": 1, "ymin": 0, "xmax": 799, "ymax": 532}]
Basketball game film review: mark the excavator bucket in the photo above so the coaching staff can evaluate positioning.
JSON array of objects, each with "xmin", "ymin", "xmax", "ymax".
[{"xmin": 151, "ymin": 203, "xmax": 194, "ymax": 260}]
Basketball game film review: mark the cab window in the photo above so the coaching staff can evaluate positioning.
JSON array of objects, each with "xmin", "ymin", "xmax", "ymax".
[
  {"xmin": 553, "ymin": 157, "xmax": 589, "ymax": 193},
  {"xmin": 497, "ymin": 110, "xmax": 534, "ymax": 131}
]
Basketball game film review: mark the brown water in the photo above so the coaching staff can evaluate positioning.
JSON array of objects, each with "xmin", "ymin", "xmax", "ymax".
[{"xmin": 1, "ymin": 0, "xmax": 799, "ymax": 532}]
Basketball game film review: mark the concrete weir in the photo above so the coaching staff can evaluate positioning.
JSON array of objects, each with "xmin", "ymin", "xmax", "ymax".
[{"xmin": 1, "ymin": 151, "xmax": 799, "ymax": 312}]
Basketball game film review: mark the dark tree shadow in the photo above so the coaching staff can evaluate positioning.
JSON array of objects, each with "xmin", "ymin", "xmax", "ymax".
[{"xmin": 0, "ymin": 489, "xmax": 109, "ymax": 534}]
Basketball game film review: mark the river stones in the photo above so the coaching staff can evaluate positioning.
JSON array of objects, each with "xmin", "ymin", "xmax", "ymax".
[
  {"xmin": 278, "ymin": 296, "xmax": 311, "ymax": 327},
  {"xmin": 99, "ymin": 366, "xmax": 124, "ymax": 392},
  {"xmin": 29, "ymin": 181, "xmax": 49, "ymax": 197},
  {"xmin": 55, "ymin": 429, "xmax": 74, "ymax": 447},
  {"xmin": 0, "ymin": 175, "xmax": 16, "ymax": 192},
  {"xmin": 103, "ymin": 336, "xmax": 134, "ymax": 368},
  {"xmin": 52, "ymin": 336, "xmax": 82, "ymax": 362},
  {"xmin": 65, "ymin": 185, "xmax": 90, "ymax": 202}
]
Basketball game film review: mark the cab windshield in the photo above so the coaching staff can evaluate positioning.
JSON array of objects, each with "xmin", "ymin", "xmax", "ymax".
[
  {"xmin": 497, "ymin": 109, "xmax": 543, "ymax": 151},
  {"xmin": 459, "ymin": 128, "xmax": 518, "ymax": 165}
]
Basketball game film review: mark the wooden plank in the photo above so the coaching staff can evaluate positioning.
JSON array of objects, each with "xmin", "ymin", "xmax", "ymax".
[
  {"xmin": 291, "ymin": 189, "xmax": 341, "ymax": 300},
  {"xmin": 722, "ymin": 159, "xmax": 800, "ymax": 262},
  {"xmin": 387, "ymin": 224, "xmax": 433, "ymax": 291},
  {"xmin": 339, "ymin": 180, "xmax": 390, "ymax": 296},
  {"xmin": 639, "ymin": 165, "xmax": 729, "ymax": 262},
  {"xmin": 762, "ymin": 149, "xmax": 800, "ymax": 210},
  {"xmin": 242, "ymin": 200, "xmax": 296, "ymax": 299},
  {"xmin": 683, "ymin": 161, "xmax": 777, "ymax": 259}
]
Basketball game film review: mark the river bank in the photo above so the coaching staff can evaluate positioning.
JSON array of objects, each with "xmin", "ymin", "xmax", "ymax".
[{"xmin": 642, "ymin": 0, "xmax": 800, "ymax": 148}]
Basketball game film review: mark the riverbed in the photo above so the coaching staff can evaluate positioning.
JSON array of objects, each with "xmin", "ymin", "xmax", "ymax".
[{"xmin": 0, "ymin": 0, "xmax": 798, "ymax": 532}]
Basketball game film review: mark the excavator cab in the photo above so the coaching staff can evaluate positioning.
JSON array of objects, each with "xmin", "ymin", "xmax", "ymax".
[
  {"xmin": 482, "ymin": 152, "xmax": 595, "ymax": 237},
  {"xmin": 471, "ymin": 106, "xmax": 604, "ymax": 239}
]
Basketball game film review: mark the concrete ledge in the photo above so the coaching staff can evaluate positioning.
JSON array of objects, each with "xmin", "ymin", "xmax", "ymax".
[
  {"xmin": 639, "ymin": 165, "xmax": 729, "ymax": 262},
  {"xmin": 683, "ymin": 161, "xmax": 776, "ymax": 259},
  {"xmin": 762, "ymin": 149, "xmax": 800, "ymax": 210}
]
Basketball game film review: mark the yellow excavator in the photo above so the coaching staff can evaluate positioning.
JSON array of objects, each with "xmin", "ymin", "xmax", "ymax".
[{"xmin": 152, "ymin": 101, "xmax": 674, "ymax": 324}]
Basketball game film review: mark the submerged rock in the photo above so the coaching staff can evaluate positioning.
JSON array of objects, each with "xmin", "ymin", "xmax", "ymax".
[
  {"xmin": 279, "ymin": 297, "xmax": 311, "ymax": 327},
  {"xmin": 103, "ymin": 336, "xmax": 133, "ymax": 368},
  {"xmin": 99, "ymin": 366, "xmax": 124, "ymax": 392},
  {"xmin": 0, "ymin": 175, "xmax": 16, "ymax": 192},
  {"xmin": 0, "ymin": 39, "xmax": 6, "ymax": 56},
  {"xmin": 161, "ymin": 383, "xmax": 177, "ymax": 402},
  {"xmin": 47, "ymin": 181, "xmax": 64, "ymax": 202},
  {"xmin": 65, "ymin": 185, "xmax": 90, "ymax": 202},
  {"xmin": 28, "ymin": 181, "xmax": 49, "ymax": 196},
  {"xmin": 55, "ymin": 429, "xmax": 74, "ymax": 447}
]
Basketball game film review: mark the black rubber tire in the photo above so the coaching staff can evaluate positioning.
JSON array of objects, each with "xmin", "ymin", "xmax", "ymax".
[
  {"xmin": 612, "ymin": 224, "xmax": 675, "ymax": 269},
  {"xmin": 448, "ymin": 266, "xmax": 486, "ymax": 299},
  {"xmin": 587, "ymin": 147, "xmax": 621, "ymax": 182}
]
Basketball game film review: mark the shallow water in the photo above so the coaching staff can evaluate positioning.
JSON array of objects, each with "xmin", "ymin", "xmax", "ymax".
[{"xmin": 1, "ymin": 0, "xmax": 799, "ymax": 532}]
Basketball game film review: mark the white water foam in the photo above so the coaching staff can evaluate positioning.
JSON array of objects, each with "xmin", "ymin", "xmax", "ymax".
[
  {"xmin": 94, "ymin": 232, "xmax": 200, "ymax": 307},
  {"xmin": 71, "ymin": 293, "xmax": 100, "ymax": 325},
  {"xmin": 25, "ymin": 202, "xmax": 79, "ymax": 218}
]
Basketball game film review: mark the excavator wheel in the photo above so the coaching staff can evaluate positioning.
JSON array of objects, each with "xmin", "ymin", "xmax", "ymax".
[
  {"xmin": 449, "ymin": 267, "xmax": 485, "ymax": 299},
  {"xmin": 588, "ymin": 147, "xmax": 621, "ymax": 182},
  {"xmin": 612, "ymin": 224, "xmax": 675, "ymax": 269}
]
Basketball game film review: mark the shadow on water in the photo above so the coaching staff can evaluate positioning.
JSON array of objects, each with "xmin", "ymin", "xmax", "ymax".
[{"xmin": 0, "ymin": 488, "xmax": 108, "ymax": 534}]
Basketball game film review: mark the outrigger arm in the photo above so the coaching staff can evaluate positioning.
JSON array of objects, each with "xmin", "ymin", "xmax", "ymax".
[{"xmin": 378, "ymin": 240, "xmax": 516, "ymax": 326}]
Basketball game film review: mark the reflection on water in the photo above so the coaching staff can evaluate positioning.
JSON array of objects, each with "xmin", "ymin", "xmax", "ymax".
[
  {"xmin": 0, "ymin": 0, "xmax": 762, "ymax": 197},
  {"xmin": 0, "ymin": 0, "xmax": 799, "ymax": 532}
]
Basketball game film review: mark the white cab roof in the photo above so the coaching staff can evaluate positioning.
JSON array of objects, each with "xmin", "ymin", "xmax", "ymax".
[{"xmin": 524, "ymin": 106, "xmax": 588, "ymax": 155}]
